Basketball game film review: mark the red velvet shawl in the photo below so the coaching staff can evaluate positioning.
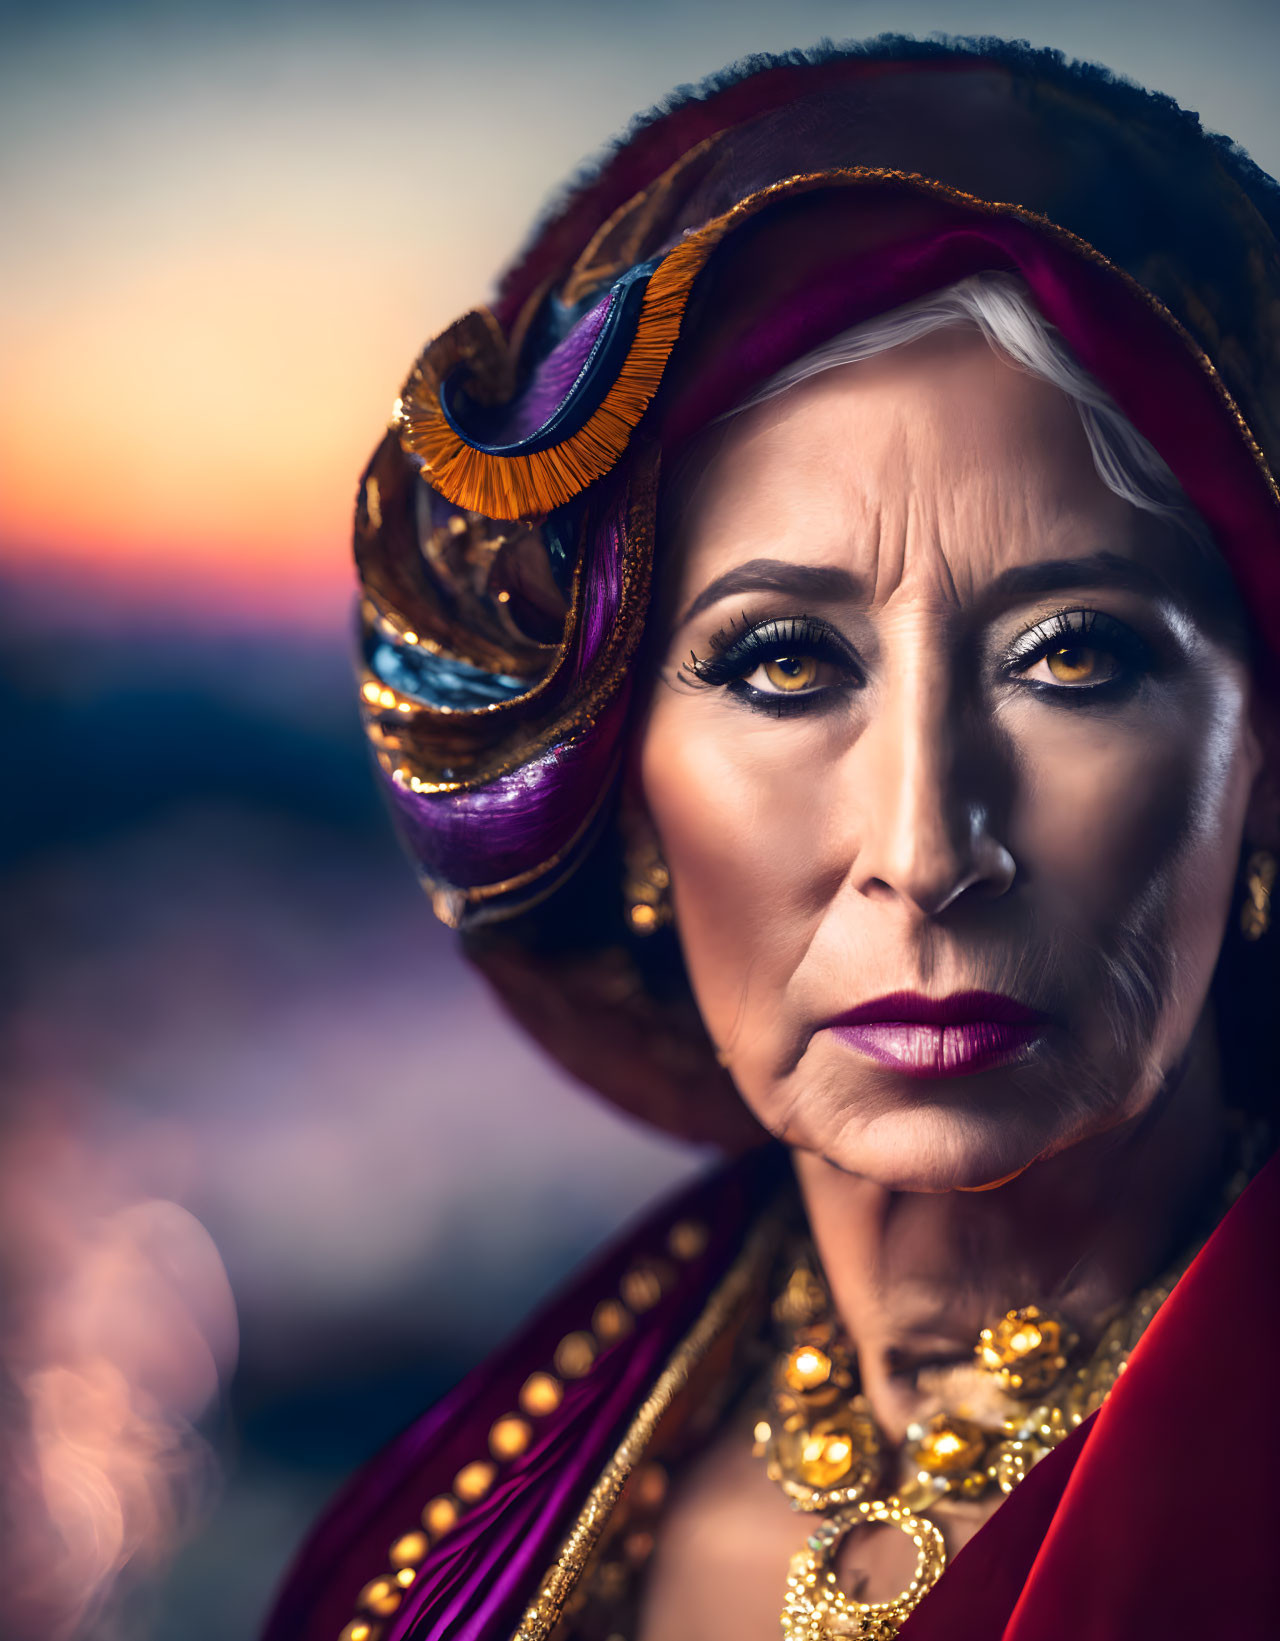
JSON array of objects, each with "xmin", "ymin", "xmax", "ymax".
[
  {"xmin": 264, "ymin": 1148, "xmax": 1280, "ymax": 1641},
  {"xmin": 900, "ymin": 1147, "xmax": 1280, "ymax": 1639}
]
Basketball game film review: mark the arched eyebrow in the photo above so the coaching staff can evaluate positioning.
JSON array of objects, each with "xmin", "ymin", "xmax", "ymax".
[
  {"xmin": 673, "ymin": 559, "xmax": 863, "ymax": 633},
  {"xmin": 672, "ymin": 550, "xmax": 1196, "ymax": 639},
  {"xmin": 980, "ymin": 551, "xmax": 1180, "ymax": 609}
]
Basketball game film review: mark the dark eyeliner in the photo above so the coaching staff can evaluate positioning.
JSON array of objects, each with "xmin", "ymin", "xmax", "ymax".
[
  {"xmin": 682, "ymin": 613, "xmax": 861, "ymax": 715},
  {"xmin": 1000, "ymin": 608, "xmax": 1154, "ymax": 700}
]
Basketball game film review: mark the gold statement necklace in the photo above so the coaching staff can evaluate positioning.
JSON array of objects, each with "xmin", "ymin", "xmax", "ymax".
[{"xmin": 754, "ymin": 1245, "xmax": 1195, "ymax": 1641}]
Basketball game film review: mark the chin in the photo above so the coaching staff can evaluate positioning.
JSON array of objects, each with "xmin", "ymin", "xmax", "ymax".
[
  {"xmin": 779, "ymin": 1074, "xmax": 1085, "ymax": 1194},
  {"xmin": 766, "ymin": 1032, "xmax": 1128, "ymax": 1193}
]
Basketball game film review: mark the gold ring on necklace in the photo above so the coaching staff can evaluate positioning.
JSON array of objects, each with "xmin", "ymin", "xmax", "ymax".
[{"xmin": 781, "ymin": 1497, "xmax": 947, "ymax": 1640}]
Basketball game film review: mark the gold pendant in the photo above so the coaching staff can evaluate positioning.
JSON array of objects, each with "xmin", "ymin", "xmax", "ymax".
[
  {"xmin": 781, "ymin": 1499, "xmax": 946, "ymax": 1641},
  {"xmin": 760, "ymin": 1327, "xmax": 882, "ymax": 1511},
  {"xmin": 975, "ymin": 1305, "xmax": 1074, "ymax": 1397}
]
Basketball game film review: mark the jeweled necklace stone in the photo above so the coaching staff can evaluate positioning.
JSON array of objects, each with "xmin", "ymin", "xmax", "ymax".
[{"xmin": 756, "ymin": 1248, "xmax": 1190, "ymax": 1640}]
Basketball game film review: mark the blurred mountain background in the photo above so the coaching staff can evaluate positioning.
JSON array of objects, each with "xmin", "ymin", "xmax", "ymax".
[{"xmin": 5, "ymin": 1, "xmax": 1280, "ymax": 1635}]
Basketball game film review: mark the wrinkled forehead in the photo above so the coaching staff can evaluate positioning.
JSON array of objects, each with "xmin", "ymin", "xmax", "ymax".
[
  {"xmin": 658, "ymin": 326, "xmax": 1247, "ymax": 642},
  {"xmin": 653, "ymin": 190, "xmax": 1277, "ymax": 621}
]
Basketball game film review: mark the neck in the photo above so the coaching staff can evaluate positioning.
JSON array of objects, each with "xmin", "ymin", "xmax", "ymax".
[{"xmin": 791, "ymin": 1014, "xmax": 1229, "ymax": 1441}]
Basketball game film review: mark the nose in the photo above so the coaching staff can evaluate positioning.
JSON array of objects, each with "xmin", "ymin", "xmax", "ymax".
[{"xmin": 849, "ymin": 659, "xmax": 1016, "ymax": 918}]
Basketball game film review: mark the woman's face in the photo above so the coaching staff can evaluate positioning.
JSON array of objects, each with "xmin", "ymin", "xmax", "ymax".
[{"xmin": 639, "ymin": 327, "xmax": 1263, "ymax": 1192}]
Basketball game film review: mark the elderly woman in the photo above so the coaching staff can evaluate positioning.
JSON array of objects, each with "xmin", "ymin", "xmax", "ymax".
[{"xmin": 265, "ymin": 37, "xmax": 1280, "ymax": 1641}]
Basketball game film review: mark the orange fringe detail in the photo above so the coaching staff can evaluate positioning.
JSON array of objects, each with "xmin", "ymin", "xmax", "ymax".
[{"xmin": 399, "ymin": 227, "xmax": 727, "ymax": 521}]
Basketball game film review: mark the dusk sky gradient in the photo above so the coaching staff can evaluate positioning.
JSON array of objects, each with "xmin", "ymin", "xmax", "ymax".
[{"xmin": 6, "ymin": 0, "xmax": 1280, "ymax": 628}]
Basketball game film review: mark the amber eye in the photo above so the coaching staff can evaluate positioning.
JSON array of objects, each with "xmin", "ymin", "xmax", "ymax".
[
  {"xmin": 1045, "ymin": 645, "xmax": 1105, "ymax": 684},
  {"xmin": 762, "ymin": 655, "xmax": 820, "ymax": 692}
]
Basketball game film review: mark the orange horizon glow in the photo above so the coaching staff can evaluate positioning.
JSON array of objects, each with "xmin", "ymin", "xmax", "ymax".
[
  {"xmin": 0, "ymin": 230, "xmax": 430, "ymax": 625},
  {"xmin": 7, "ymin": 8, "xmax": 1280, "ymax": 631},
  {"xmin": 1, "ymin": 15, "xmax": 633, "ymax": 628}
]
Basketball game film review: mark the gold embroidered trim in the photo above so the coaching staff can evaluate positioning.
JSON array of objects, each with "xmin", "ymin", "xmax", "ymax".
[
  {"xmin": 363, "ymin": 444, "xmax": 658, "ymax": 798},
  {"xmin": 334, "ymin": 1217, "xmax": 718, "ymax": 1641},
  {"xmin": 397, "ymin": 223, "xmax": 727, "ymax": 520},
  {"xmin": 394, "ymin": 164, "xmax": 1280, "ymax": 523},
  {"xmin": 509, "ymin": 1211, "xmax": 780, "ymax": 1641}
]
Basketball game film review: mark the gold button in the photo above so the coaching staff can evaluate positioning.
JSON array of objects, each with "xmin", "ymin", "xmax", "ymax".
[
  {"xmin": 667, "ymin": 1220, "xmax": 708, "ymax": 1261},
  {"xmin": 782, "ymin": 1345, "xmax": 833, "ymax": 1392},
  {"xmin": 519, "ymin": 1371, "xmax": 563, "ymax": 1417},
  {"xmin": 621, "ymin": 1260, "xmax": 672, "ymax": 1314},
  {"xmin": 453, "ymin": 1460, "xmax": 497, "ymax": 1503},
  {"xmin": 914, "ymin": 1414, "xmax": 987, "ymax": 1476},
  {"xmin": 358, "ymin": 1576, "xmax": 402, "ymax": 1617},
  {"xmin": 797, "ymin": 1427, "xmax": 856, "ymax": 1489},
  {"xmin": 976, "ymin": 1305, "xmax": 1069, "ymax": 1396},
  {"xmin": 489, "ymin": 1414, "xmax": 532, "ymax": 1461},
  {"xmin": 592, "ymin": 1298, "xmax": 633, "ymax": 1343},
  {"xmin": 339, "ymin": 1622, "xmax": 379, "ymax": 1641},
  {"xmin": 394, "ymin": 1568, "xmax": 416, "ymax": 1589},
  {"xmin": 421, "ymin": 1494, "xmax": 459, "ymax": 1538},
  {"xmin": 554, "ymin": 1330, "xmax": 597, "ymax": 1379},
  {"xmin": 389, "ymin": 1530, "xmax": 429, "ymax": 1569}
]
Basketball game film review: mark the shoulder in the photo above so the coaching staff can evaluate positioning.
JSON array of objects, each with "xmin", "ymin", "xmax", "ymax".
[{"xmin": 262, "ymin": 1146, "xmax": 786, "ymax": 1641}]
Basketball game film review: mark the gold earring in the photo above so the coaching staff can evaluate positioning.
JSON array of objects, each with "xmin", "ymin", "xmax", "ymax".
[
  {"xmin": 623, "ymin": 834, "xmax": 671, "ymax": 935},
  {"xmin": 1241, "ymin": 849, "xmax": 1277, "ymax": 940}
]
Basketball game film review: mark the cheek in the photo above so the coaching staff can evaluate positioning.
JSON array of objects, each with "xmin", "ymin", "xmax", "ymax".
[
  {"xmin": 639, "ymin": 701, "xmax": 835, "ymax": 1057},
  {"xmin": 1011, "ymin": 688, "xmax": 1252, "ymax": 1002}
]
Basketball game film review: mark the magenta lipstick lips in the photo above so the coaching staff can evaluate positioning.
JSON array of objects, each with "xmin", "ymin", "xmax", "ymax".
[{"xmin": 827, "ymin": 990, "xmax": 1047, "ymax": 1078}]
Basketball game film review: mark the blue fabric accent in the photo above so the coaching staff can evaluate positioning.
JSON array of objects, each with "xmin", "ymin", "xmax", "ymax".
[{"xmin": 369, "ymin": 639, "xmax": 528, "ymax": 711}]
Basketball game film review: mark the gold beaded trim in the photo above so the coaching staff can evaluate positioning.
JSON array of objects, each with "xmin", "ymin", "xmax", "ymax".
[
  {"xmin": 510, "ymin": 1211, "xmax": 778, "ymax": 1641},
  {"xmin": 335, "ymin": 1217, "xmax": 711, "ymax": 1641}
]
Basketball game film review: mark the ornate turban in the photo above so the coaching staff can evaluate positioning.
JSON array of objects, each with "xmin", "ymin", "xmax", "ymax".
[{"xmin": 354, "ymin": 36, "xmax": 1280, "ymax": 1143}]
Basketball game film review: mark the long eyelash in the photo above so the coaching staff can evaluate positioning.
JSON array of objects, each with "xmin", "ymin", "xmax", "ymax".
[
  {"xmin": 681, "ymin": 613, "xmax": 852, "ymax": 690},
  {"xmin": 1004, "ymin": 607, "xmax": 1101, "ymax": 666},
  {"xmin": 1002, "ymin": 606, "xmax": 1153, "ymax": 693},
  {"xmin": 679, "ymin": 609, "xmax": 755, "ymax": 688}
]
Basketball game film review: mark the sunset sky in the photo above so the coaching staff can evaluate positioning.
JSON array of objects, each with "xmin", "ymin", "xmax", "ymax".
[{"xmin": 5, "ymin": 0, "xmax": 1280, "ymax": 628}]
